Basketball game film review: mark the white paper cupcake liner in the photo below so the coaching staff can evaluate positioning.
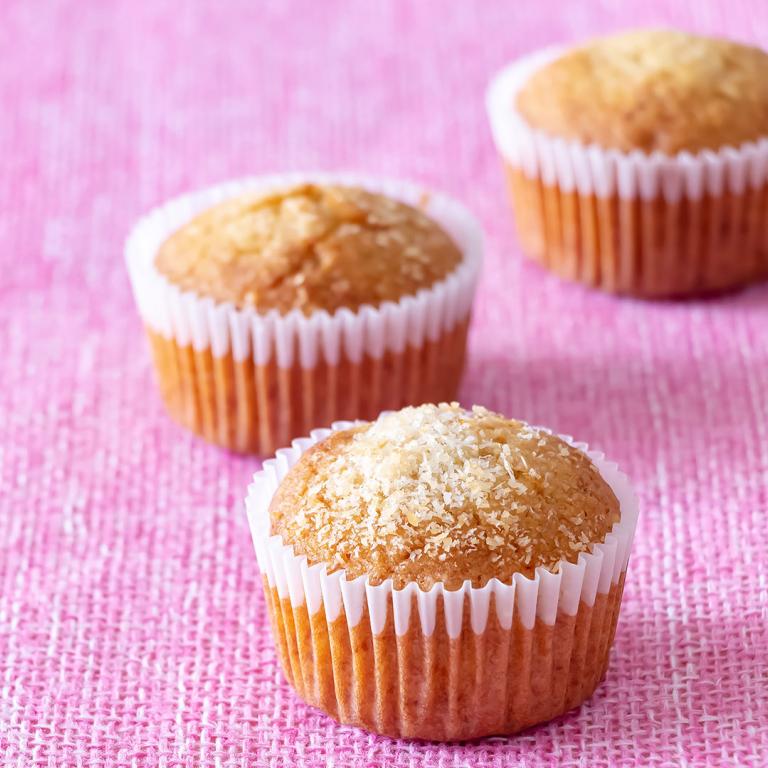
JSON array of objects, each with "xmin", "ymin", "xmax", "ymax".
[
  {"xmin": 486, "ymin": 48, "xmax": 768, "ymax": 202},
  {"xmin": 125, "ymin": 173, "xmax": 483, "ymax": 368},
  {"xmin": 246, "ymin": 420, "xmax": 639, "ymax": 639}
]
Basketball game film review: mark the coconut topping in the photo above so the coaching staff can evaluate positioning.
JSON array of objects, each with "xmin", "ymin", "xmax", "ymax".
[{"xmin": 269, "ymin": 403, "xmax": 620, "ymax": 589}]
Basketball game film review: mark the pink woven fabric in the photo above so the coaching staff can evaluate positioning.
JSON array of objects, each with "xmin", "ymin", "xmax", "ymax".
[{"xmin": 2, "ymin": 1, "xmax": 767, "ymax": 765}]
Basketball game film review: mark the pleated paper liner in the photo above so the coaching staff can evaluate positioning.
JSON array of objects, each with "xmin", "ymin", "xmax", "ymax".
[
  {"xmin": 487, "ymin": 49, "xmax": 768, "ymax": 297},
  {"xmin": 125, "ymin": 174, "xmax": 483, "ymax": 454},
  {"xmin": 246, "ymin": 422, "xmax": 639, "ymax": 740}
]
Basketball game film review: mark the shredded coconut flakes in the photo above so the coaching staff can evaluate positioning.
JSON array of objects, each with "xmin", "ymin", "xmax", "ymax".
[{"xmin": 274, "ymin": 403, "xmax": 620, "ymax": 587}]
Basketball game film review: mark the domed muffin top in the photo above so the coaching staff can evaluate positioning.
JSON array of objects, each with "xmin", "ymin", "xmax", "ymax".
[
  {"xmin": 515, "ymin": 29, "xmax": 768, "ymax": 154},
  {"xmin": 154, "ymin": 184, "xmax": 462, "ymax": 314},
  {"xmin": 269, "ymin": 403, "xmax": 620, "ymax": 590}
]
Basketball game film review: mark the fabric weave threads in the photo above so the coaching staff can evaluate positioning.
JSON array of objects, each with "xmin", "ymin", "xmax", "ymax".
[{"xmin": 1, "ymin": 0, "xmax": 767, "ymax": 766}]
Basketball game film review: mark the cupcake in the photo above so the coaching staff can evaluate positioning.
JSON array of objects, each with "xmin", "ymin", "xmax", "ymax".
[
  {"xmin": 487, "ymin": 29, "xmax": 768, "ymax": 297},
  {"xmin": 125, "ymin": 175, "xmax": 482, "ymax": 453},
  {"xmin": 247, "ymin": 403, "xmax": 639, "ymax": 740}
]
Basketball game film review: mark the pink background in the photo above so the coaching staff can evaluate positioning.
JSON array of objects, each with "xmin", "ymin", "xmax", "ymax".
[{"xmin": 2, "ymin": 1, "xmax": 768, "ymax": 765}]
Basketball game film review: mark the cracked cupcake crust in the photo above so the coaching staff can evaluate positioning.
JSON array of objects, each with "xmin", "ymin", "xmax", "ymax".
[
  {"xmin": 154, "ymin": 184, "xmax": 463, "ymax": 314},
  {"xmin": 516, "ymin": 28, "xmax": 768, "ymax": 154},
  {"xmin": 269, "ymin": 403, "xmax": 620, "ymax": 590}
]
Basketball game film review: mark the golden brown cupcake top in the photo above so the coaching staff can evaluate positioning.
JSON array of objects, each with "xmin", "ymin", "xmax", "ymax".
[
  {"xmin": 516, "ymin": 29, "xmax": 768, "ymax": 154},
  {"xmin": 269, "ymin": 403, "xmax": 620, "ymax": 590},
  {"xmin": 154, "ymin": 184, "xmax": 462, "ymax": 314}
]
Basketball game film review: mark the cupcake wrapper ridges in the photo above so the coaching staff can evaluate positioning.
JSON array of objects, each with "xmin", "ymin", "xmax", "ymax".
[
  {"xmin": 246, "ymin": 422, "xmax": 639, "ymax": 739},
  {"xmin": 125, "ymin": 174, "xmax": 483, "ymax": 452},
  {"xmin": 486, "ymin": 49, "xmax": 768, "ymax": 296}
]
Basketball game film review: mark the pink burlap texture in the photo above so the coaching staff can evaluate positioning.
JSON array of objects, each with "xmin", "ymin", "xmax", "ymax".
[{"xmin": 1, "ymin": 1, "xmax": 766, "ymax": 766}]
